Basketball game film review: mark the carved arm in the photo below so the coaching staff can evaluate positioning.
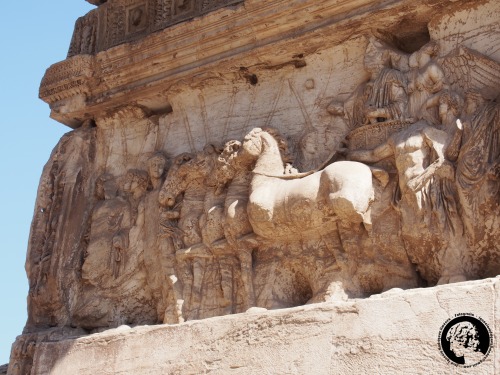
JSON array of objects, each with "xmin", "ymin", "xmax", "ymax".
[
  {"xmin": 347, "ymin": 142, "xmax": 394, "ymax": 164},
  {"xmin": 445, "ymin": 119, "xmax": 464, "ymax": 162}
]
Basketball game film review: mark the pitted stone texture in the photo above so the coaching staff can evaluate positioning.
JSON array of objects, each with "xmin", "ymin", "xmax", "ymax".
[{"xmin": 31, "ymin": 278, "xmax": 498, "ymax": 375}]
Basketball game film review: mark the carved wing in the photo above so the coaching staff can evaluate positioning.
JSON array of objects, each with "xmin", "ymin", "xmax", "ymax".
[{"xmin": 438, "ymin": 46, "xmax": 500, "ymax": 100}]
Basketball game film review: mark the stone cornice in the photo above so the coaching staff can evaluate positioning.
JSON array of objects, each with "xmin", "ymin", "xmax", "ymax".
[{"xmin": 41, "ymin": 0, "xmax": 470, "ymax": 127}]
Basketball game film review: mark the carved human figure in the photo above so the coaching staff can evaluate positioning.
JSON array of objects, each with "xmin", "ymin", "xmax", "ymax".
[
  {"xmin": 296, "ymin": 128, "xmax": 323, "ymax": 171},
  {"xmin": 198, "ymin": 144, "xmax": 226, "ymax": 247},
  {"xmin": 407, "ymin": 42, "xmax": 447, "ymax": 122},
  {"xmin": 28, "ymin": 174, "xmax": 54, "ymax": 293},
  {"xmin": 446, "ymin": 322, "xmax": 484, "ymax": 365},
  {"xmin": 82, "ymin": 173, "xmax": 131, "ymax": 285},
  {"xmin": 348, "ymin": 91, "xmax": 467, "ymax": 284},
  {"xmin": 123, "ymin": 168, "xmax": 149, "ymax": 226},
  {"xmin": 142, "ymin": 152, "xmax": 184, "ymax": 324},
  {"xmin": 111, "ymin": 229, "xmax": 128, "ymax": 278},
  {"xmin": 111, "ymin": 168, "xmax": 152, "ymax": 284},
  {"xmin": 159, "ymin": 153, "xmax": 196, "ymax": 317},
  {"xmin": 454, "ymin": 101, "xmax": 500, "ymax": 276},
  {"xmin": 361, "ymin": 38, "xmax": 410, "ymax": 125},
  {"xmin": 159, "ymin": 149, "xmax": 221, "ymax": 320},
  {"xmin": 27, "ymin": 119, "xmax": 95, "ymax": 328},
  {"xmin": 158, "ymin": 205, "xmax": 185, "ymax": 323}
]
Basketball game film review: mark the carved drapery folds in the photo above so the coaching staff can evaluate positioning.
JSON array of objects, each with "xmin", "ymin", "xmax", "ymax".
[{"xmin": 16, "ymin": 0, "xmax": 500, "ymax": 371}]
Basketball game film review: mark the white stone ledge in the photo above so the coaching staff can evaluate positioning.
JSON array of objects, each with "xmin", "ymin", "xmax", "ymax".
[{"xmin": 32, "ymin": 277, "xmax": 500, "ymax": 374}]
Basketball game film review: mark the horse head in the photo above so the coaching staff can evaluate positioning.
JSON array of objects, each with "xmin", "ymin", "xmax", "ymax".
[
  {"xmin": 159, "ymin": 152, "xmax": 193, "ymax": 207},
  {"xmin": 242, "ymin": 127, "xmax": 287, "ymax": 175},
  {"xmin": 213, "ymin": 140, "xmax": 241, "ymax": 188}
]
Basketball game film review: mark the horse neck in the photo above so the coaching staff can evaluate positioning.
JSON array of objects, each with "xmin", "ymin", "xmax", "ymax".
[
  {"xmin": 204, "ymin": 186, "xmax": 225, "ymax": 207},
  {"xmin": 253, "ymin": 133, "xmax": 285, "ymax": 175},
  {"xmin": 226, "ymin": 171, "xmax": 251, "ymax": 199},
  {"xmin": 183, "ymin": 177, "xmax": 207, "ymax": 202}
]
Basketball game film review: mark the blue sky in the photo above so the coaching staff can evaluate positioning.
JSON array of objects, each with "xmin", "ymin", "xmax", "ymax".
[{"xmin": 0, "ymin": 1, "xmax": 95, "ymax": 364}]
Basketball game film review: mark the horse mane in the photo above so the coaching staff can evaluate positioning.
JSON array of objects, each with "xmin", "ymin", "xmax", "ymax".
[
  {"xmin": 253, "ymin": 128, "xmax": 294, "ymax": 175},
  {"xmin": 261, "ymin": 127, "xmax": 294, "ymax": 164}
]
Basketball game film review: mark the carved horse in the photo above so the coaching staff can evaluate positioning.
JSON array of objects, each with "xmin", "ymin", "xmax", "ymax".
[
  {"xmin": 241, "ymin": 128, "xmax": 376, "ymax": 240},
  {"xmin": 215, "ymin": 140, "xmax": 257, "ymax": 310},
  {"xmin": 159, "ymin": 146, "xmax": 224, "ymax": 247},
  {"xmin": 216, "ymin": 140, "xmax": 254, "ymax": 245},
  {"xmin": 159, "ymin": 147, "xmax": 223, "ymax": 319},
  {"xmin": 159, "ymin": 152, "xmax": 204, "ymax": 246}
]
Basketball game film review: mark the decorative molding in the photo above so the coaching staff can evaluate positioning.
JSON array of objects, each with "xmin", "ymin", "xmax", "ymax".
[{"xmin": 71, "ymin": 0, "xmax": 244, "ymax": 57}]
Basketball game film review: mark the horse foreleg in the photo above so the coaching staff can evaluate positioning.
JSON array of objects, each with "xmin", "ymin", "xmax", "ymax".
[
  {"xmin": 328, "ymin": 189, "xmax": 373, "ymax": 235},
  {"xmin": 178, "ymin": 259, "xmax": 193, "ymax": 320},
  {"xmin": 238, "ymin": 246, "xmax": 255, "ymax": 311},
  {"xmin": 191, "ymin": 257, "xmax": 206, "ymax": 319},
  {"xmin": 217, "ymin": 255, "xmax": 234, "ymax": 313}
]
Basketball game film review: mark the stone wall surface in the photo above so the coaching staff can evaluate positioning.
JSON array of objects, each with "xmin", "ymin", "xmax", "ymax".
[
  {"xmin": 32, "ymin": 278, "xmax": 500, "ymax": 374},
  {"xmin": 7, "ymin": 0, "xmax": 500, "ymax": 373}
]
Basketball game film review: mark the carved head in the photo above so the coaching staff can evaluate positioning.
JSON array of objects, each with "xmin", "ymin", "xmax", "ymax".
[
  {"xmin": 299, "ymin": 131, "xmax": 320, "ymax": 155},
  {"xmin": 159, "ymin": 153, "xmax": 193, "ymax": 207},
  {"xmin": 241, "ymin": 128, "xmax": 264, "ymax": 158},
  {"xmin": 148, "ymin": 152, "xmax": 169, "ymax": 181},
  {"xmin": 439, "ymin": 91, "xmax": 464, "ymax": 121},
  {"xmin": 327, "ymin": 101, "xmax": 345, "ymax": 117},
  {"xmin": 201, "ymin": 144, "xmax": 225, "ymax": 188},
  {"xmin": 212, "ymin": 140, "xmax": 242, "ymax": 189},
  {"xmin": 242, "ymin": 127, "xmax": 293, "ymax": 174},
  {"xmin": 464, "ymin": 92, "xmax": 485, "ymax": 116},
  {"xmin": 95, "ymin": 173, "xmax": 117, "ymax": 200},
  {"xmin": 364, "ymin": 38, "xmax": 392, "ymax": 76},
  {"xmin": 123, "ymin": 169, "xmax": 149, "ymax": 199},
  {"xmin": 409, "ymin": 42, "xmax": 438, "ymax": 69}
]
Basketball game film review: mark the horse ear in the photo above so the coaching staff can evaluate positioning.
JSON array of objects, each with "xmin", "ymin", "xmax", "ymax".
[
  {"xmin": 176, "ymin": 153, "xmax": 192, "ymax": 164},
  {"xmin": 203, "ymin": 144, "xmax": 215, "ymax": 154}
]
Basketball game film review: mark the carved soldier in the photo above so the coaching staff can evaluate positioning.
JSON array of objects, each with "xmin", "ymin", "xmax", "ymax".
[{"xmin": 141, "ymin": 152, "xmax": 185, "ymax": 324}]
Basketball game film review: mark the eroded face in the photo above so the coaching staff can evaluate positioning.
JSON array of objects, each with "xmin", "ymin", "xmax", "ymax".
[
  {"xmin": 301, "ymin": 132, "xmax": 319, "ymax": 154},
  {"xmin": 123, "ymin": 174, "xmax": 146, "ymax": 196},
  {"xmin": 148, "ymin": 157, "xmax": 167, "ymax": 179}
]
